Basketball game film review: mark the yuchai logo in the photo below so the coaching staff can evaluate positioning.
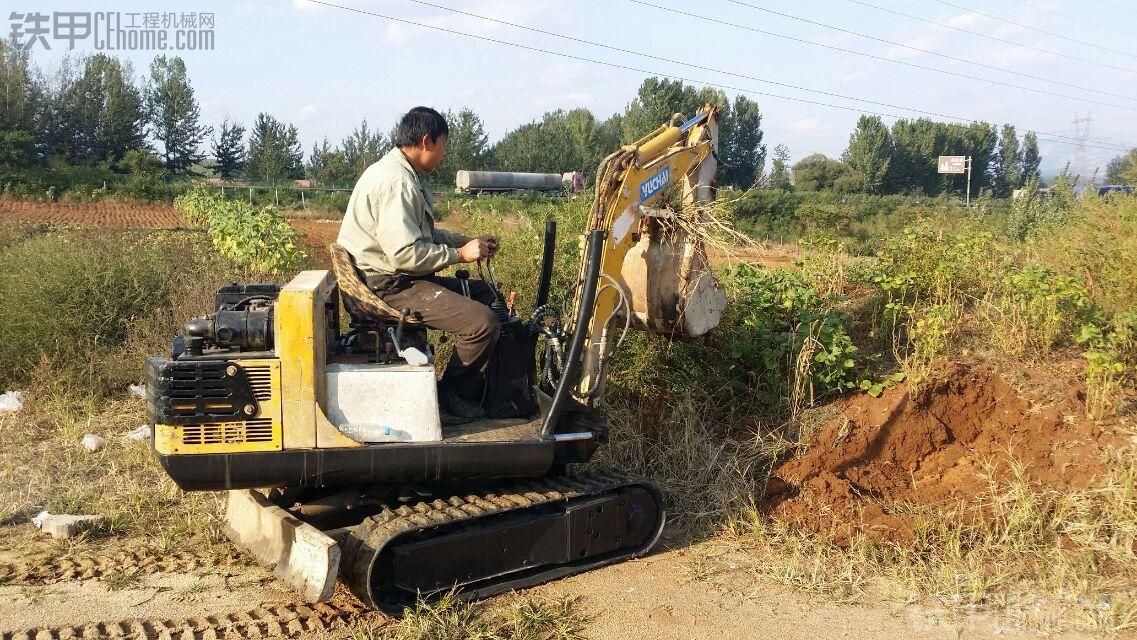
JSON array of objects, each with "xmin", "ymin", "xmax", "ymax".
[{"xmin": 638, "ymin": 166, "xmax": 670, "ymax": 202}]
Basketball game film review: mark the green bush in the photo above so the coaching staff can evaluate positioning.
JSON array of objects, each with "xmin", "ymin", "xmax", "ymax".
[
  {"xmin": 607, "ymin": 263, "xmax": 858, "ymax": 419},
  {"xmin": 174, "ymin": 185, "xmax": 307, "ymax": 274},
  {"xmin": 722, "ymin": 264, "xmax": 858, "ymax": 401},
  {"xmin": 0, "ymin": 232, "xmax": 175, "ymax": 391}
]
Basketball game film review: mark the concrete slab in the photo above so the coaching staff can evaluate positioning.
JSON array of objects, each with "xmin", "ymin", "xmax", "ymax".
[{"xmin": 32, "ymin": 513, "xmax": 107, "ymax": 539}]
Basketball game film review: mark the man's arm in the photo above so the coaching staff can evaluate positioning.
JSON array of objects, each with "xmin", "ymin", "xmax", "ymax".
[
  {"xmin": 432, "ymin": 226, "xmax": 469, "ymax": 248},
  {"xmin": 373, "ymin": 183, "xmax": 460, "ymax": 275}
]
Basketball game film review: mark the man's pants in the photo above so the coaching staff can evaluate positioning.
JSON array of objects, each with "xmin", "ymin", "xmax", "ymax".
[{"xmin": 377, "ymin": 275, "xmax": 500, "ymax": 401}]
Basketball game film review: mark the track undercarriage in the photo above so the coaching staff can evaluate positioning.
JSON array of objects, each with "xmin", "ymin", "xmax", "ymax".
[{"xmin": 229, "ymin": 469, "xmax": 664, "ymax": 613}]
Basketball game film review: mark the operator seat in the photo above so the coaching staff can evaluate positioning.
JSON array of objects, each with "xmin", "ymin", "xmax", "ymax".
[
  {"xmin": 328, "ymin": 243, "xmax": 429, "ymax": 362},
  {"xmin": 328, "ymin": 243, "xmax": 424, "ymax": 327}
]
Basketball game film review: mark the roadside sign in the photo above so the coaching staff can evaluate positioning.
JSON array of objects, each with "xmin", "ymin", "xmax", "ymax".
[
  {"xmin": 938, "ymin": 156, "xmax": 967, "ymax": 174},
  {"xmin": 937, "ymin": 155, "xmax": 973, "ymax": 206}
]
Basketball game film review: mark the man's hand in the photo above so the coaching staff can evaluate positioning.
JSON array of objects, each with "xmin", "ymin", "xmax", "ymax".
[
  {"xmin": 479, "ymin": 235, "xmax": 499, "ymax": 256},
  {"xmin": 458, "ymin": 237, "xmax": 492, "ymax": 263},
  {"xmin": 457, "ymin": 235, "xmax": 499, "ymax": 263}
]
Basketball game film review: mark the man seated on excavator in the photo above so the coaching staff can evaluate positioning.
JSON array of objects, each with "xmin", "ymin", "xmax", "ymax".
[{"xmin": 336, "ymin": 106, "xmax": 499, "ymax": 424}]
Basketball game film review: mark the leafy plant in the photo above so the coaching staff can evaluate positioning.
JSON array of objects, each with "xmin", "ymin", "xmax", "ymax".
[
  {"xmin": 174, "ymin": 185, "xmax": 307, "ymax": 274},
  {"xmin": 723, "ymin": 263, "xmax": 858, "ymax": 405},
  {"xmin": 1077, "ymin": 312, "xmax": 1136, "ymax": 418},
  {"xmin": 993, "ymin": 265, "xmax": 1092, "ymax": 356}
]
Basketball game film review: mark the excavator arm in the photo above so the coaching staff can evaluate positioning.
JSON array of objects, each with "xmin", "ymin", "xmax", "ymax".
[{"xmin": 542, "ymin": 104, "xmax": 726, "ymax": 435}]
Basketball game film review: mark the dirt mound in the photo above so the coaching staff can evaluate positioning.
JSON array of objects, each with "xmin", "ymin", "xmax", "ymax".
[{"xmin": 764, "ymin": 362, "xmax": 1122, "ymax": 545}]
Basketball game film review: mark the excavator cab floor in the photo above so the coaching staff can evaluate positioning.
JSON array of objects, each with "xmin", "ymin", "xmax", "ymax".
[{"xmin": 442, "ymin": 415, "xmax": 542, "ymax": 442}]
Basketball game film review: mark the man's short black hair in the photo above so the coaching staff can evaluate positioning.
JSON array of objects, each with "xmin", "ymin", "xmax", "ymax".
[{"xmin": 394, "ymin": 107, "xmax": 449, "ymax": 147}]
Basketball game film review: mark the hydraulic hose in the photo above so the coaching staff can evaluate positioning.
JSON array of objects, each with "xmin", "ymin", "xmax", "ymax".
[
  {"xmin": 535, "ymin": 219, "xmax": 557, "ymax": 309},
  {"xmin": 540, "ymin": 230, "xmax": 606, "ymax": 439}
]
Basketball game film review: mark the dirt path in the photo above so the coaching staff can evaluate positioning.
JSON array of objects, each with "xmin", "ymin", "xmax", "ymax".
[
  {"xmin": 0, "ymin": 537, "xmax": 1093, "ymax": 639},
  {"xmin": 530, "ymin": 542, "xmax": 1095, "ymax": 640}
]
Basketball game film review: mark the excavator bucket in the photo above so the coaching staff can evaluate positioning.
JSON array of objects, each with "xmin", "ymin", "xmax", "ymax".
[
  {"xmin": 620, "ymin": 213, "xmax": 727, "ymax": 337},
  {"xmin": 223, "ymin": 490, "xmax": 340, "ymax": 602}
]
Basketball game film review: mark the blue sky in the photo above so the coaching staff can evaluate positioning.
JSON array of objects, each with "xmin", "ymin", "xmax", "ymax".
[{"xmin": 19, "ymin": 0, "xmax": 1137, "ymax": 177}]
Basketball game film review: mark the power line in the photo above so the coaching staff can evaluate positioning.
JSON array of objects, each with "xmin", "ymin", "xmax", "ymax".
[
  {"xmin": 406, "ymin": 0, "xmax": 1134, "ymax": 123},
  {"xmin": 628, "ymin": 0, "xmax": 1134, "ymax": 112},
  {"xmin": 302, "ymin": 0, "xmax": 1133, "ymax": 152},
  {"xmin": 844, "ymin": 0, "xmax": 1137, "ymax": 75},
  {"xmin": 1088, "ymin": 0, "xmax": 1137, "ymax": 17},
  {"xmin": 1038, "ymin": 138, "xmax": 1128, "ymax": 153},
  {"xmin": 398, "ymin": 0, "xmax": 968, "ymax": 121},
  {"xmin": 926, "ymin": 0, "xmax": 1137, "ymax": 60},
  {"xmin": 411, "ymin": 0, "xmax": 1135, "ymax": 149},
  {"xmin": 723, "ymin": 0, "xmax": 1137, "ymax": 103},
  {"xmin": 1003, "ymin": 0, "xmax": 1137, "ymax": 39}
]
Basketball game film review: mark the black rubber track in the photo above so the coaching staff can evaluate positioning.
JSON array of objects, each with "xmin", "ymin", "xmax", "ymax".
[{"xmin": 339, "ymin": 468, "xmax": 665, "ymax": 613}]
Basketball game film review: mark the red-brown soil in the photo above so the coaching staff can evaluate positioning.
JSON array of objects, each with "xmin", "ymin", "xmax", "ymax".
[
  {"xmin": 764, "ymin": 361, "xmax": 1124, "ymax": 545},
  {"xmin": 290, "ymin": 219, "xmax": 339, "ymax": 265},
  {"xmin": 0, "ymin": 200, "xmax": 184, "ymax": 228}
]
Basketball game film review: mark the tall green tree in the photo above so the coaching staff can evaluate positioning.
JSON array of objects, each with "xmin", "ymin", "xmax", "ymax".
[
  {"xmin": 489, "ymin": 110, "xmax": 577, "ymax": 174},
  {"xmin": 306, "ymin": 137, "xmax": 350, "ymax": 183},
  {"xmin": 1020, "ymin": 131, "xmax": 1041, "ymax": 183},
  {"xmin": 886, "ymin": 118, "xmax": 996, "ymax": 196},
  {"xmin": 842, "ymin": 115, "xmax": 892, "ymax": 194},
  {"xmin": 1124, "ymin": 153, "xmax": 1137, "ymax": 185},
  {"xmin": 1105, "ymin": 149, "xmax": 1137, "ymax": 185},
  {"xmin": 564, "ymin": 108, "xmax": 600, "ymax": 174},
  {"xmin": 436, "ymin": 108, "xmax": 489, "ymax": 183},
  {"xmin": 594, "ymin": 113, "xmax": 623, "ymax": 161},
  {"xmin": 210, "ymin": 118, "xmax": 246, "ymax": 178},
  {"xmin": 993, "ymin": 124, "xmax": 1023, "ymax": 197},
  {"xmin": 0, "ymin": 38, "xmax": 39, "ymax": 167},
  {"xmin": 1105, "ymin": 153, "xmax": 1127, "ymax": 184},
  {"xmin": 245, "ymin": 113, "xmax": 303, "ymax": 181},
  {"xmin": 720, "ymin": 95, "xmax": 766, "ymax": 189},
  {"xmin": 767, "ymin": 144, "xmax": 792, "ymax": 190},
  {"xmin": 45, "ymin": 54, "xmax": 146, "ymax": 165},
  {"xmin": 145, "ymin": 55, "xmax": 210, "ymax": 173},
  {"xmin": 341, "ymin": 119, "xmax": 385, "ymax": 176},
  {"xmin": 621, "ymin": 77, "xmax": 703, "ymax": 143}
]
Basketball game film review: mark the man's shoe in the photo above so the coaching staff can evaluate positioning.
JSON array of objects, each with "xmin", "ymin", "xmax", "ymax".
[{"xmin": 445, "ymin": 391, "xmax": 486, "ymax": 420}]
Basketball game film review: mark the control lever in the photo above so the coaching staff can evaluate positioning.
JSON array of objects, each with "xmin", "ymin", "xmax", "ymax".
[
  {"xmin": 455, "ymin": 269, "xmax": 471, "ymax": 297},
  {"xmin": 387, "ymin": 308, "xmax": 429, "ymax": 366}
]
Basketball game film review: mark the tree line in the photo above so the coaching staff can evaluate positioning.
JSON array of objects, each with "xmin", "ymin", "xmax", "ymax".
[
  {"xmin": 788, "ymin": 115, "xmax": 1042, "ymax": 197},
  {"xmin": 0, "ymin": 41, "xmax": 769, "ymax": 188},
  {"xmin": 4, "ymin": 38, "xmax": 1133, "ymax": 194}
]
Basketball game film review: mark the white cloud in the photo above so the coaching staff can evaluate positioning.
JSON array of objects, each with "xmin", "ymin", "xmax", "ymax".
[
  {"xmin": 837, "ymin": 70, "xmax": 868, "ymax": 84},
  {"xmin": 789, "ymin": 118, "xmax": 824, "ymax": 134},
  {"xmin": 298, "ymin": 104, "xmax": 320, "ymax": 120}
]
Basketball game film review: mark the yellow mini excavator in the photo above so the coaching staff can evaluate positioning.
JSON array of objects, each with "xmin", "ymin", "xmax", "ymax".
[{"xmin": 145, "ymin": 104, "xmax": 727, "ymax": 612}]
